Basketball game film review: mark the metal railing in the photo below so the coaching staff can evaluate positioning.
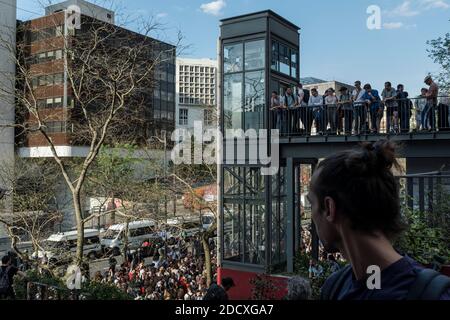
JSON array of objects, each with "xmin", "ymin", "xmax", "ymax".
[
  {"xmin": 26, "ymin": 282, "xmax": 82, "ymax": 300},
  {"xmin": 271, "ymin": 96, "xmax": 450, "ymax": 137},
  {"xmin": 398, "ymin": 172, "xmax": 450, "ymax": 216}
]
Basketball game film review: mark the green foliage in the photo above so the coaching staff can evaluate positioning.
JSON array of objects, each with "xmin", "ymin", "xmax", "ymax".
[
  {"xmin": 13, "ymin": 269, "xmax": 66, "ymax": 300},
  {"xmin": 81, "ymin": 281, "xmax": 132, "ymax": 300},
  {"xmin": 427, "ymin": 26, "xmax": 450, "ymax": 90},
  {"xmin": 249, "ymin": 274, "xmax": 281, "ymax": 300},
  {"xmin": 13, "ymin": 270, "xmax": 131, "ymax": 300},
  {"xmin": 395, "ymin": 206, "xmax": 450, "ymax": 265}
]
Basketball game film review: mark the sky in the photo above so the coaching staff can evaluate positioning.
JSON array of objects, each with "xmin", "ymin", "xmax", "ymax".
[{"xmin": 14, "ymin": 0, "xmax": 450, "ymax": 95}]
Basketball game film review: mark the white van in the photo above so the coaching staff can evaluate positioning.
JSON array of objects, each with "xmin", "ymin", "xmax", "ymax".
[
  {"xmin": 34, "ymin": 229, "xmax": 102, "ymax": 263},
  {"xmin": 101, "ymin": 220, "xmax": 158, "ymax": 256}
]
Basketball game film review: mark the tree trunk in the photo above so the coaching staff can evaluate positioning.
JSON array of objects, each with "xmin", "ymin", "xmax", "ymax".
[
  {"xmin": 110, "ymin": 196, "xmax": 116, "ymax": 225},
  {"xmin": 122, "ymin": 218, "xmax": 130, "ymax": 262},
  {"xmin": 73, "ymin": 191, "xmax": 85, "ymax": 266},
  {"xmin": 201, "ymin": 233, "xmax": 212, "ymax": 287}
]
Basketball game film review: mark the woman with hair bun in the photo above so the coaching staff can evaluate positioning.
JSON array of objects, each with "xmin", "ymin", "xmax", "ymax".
[{"xmin": 308, "ymin": 140, "xmax": 450, "ymax": 300}]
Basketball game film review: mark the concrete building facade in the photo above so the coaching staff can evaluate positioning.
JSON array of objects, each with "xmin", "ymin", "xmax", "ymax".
[
  {"xmin": 302, "ymin": 79, "xmax": 355, "ymax": 96},
  {"xmin": 176, "ymin": 58, "xmax": 218, "ymax": 132}
]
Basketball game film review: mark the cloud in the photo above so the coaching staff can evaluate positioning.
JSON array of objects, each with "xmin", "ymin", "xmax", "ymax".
[
  {"xmin": 421, "ymin": 0, "xmax": 450, "ymax": 9},
  {"xmin": 385, "ymin": 0, "xmax": 449, "ymax": 17},
  {"xmin": 200, "ymin": 0, "xmax": 226, "ymax": 16},
  {"xmin": 387, "ymin": 1, "xmax": 420, "ymax": 17},
  {"xmin": 156, "ymin": 12, "xmax": 168, "ymax": 18},
  {"xmin": 383, "ymin": 22, "xmax": 404, "ymax": 29}
]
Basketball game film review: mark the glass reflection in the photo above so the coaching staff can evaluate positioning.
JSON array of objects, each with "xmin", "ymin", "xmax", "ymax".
[
  {"xmin": 224, "ymin": 43, "xmax": 243, "ymax": 73},
  {"xmin": 224, "ymin": 73, "xmax": 243, "ymax": 129}
]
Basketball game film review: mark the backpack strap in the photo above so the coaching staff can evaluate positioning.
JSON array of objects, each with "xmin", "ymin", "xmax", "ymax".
[
  {"xmin": 407, "ymin": 269, "xmax": 450, "ymax": 300},
  {"xmin": 321, "ymin": 265, "xmax": 352, "ymax": 300}
]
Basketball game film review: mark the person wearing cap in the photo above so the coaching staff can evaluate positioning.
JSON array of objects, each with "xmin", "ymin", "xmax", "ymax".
[
  {"xmin": 338, "ymin": 87, "xmax": 353, "ymax": 135},
  {"xmin": 424, "ymin": 75, "xmax": 439, "ymax": 131},
  {"xmin": 203, "ymin": 277, "xmax": 235, "ymax": 301}
]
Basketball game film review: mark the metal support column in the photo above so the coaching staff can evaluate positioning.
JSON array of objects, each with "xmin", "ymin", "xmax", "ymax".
[{"xmin": 286, "ymin": 158, "xmax": 295, "ymax": 273}]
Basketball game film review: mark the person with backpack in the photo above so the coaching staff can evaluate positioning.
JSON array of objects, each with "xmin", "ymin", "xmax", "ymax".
[
  {"xmin": 307, "ymin": 140, "xmax": 450, "ymax": 300},
  {"xmin": 0, "ymin": 255, "xmax": 26, "ymax": 300}
]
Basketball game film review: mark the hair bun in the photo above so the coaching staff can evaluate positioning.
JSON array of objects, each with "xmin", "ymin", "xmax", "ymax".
[{"xmin": 363, "ymin": 140, "xmax": 399, "ymax": 171}]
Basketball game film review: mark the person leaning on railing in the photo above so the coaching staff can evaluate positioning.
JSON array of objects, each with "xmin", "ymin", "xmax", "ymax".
[
  {"xmin": 361, "ymin": 84, "xmax": 382, "ymax": 134},
  {"xmin": 396, "ymin": 84, "xmax": 412, "ymax": 133},
  {"xmin": 309, "ymin": 88, "xmax": 325, "ymax": 135},
  {"xmin": 270, "ymin": 91, "xmax": 284, "ymax": 132},
  {"xmin": 281, "ymin": 87, "xmax": 298, "ymax": 134},
  {"xmin": 338, "ymin": 87, "xmax": 353, "ymax": 135},
  {"xmin": 424, "ymin": 75, "xmax": 439, "ymax": 131},
  {"xmin": 415, "ymin": 88, "xmax": 428, "ymax": 131},
  {"xmin": 382, "ymin": 82, "xmax": 398, "ymax": 134},
  {"xmin": 351, "ymin": 81, "xmax": 367, "ymax": 134},
  {"xmin": 297, "ymin": 83, "xmax": 313, "ymax": 135},
  {"xmin": 325, "ymin": 88, "xmax": 339, "ymax": 135}
]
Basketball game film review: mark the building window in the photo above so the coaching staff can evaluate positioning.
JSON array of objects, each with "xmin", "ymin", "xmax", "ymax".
[
  {"xmin": 224, "ymin": 43, "xmax": 243, "ymax": 73},
  {"xmin": 223, "ymin": 73, "xmax": 243, "ymax": 130},
  {"xmin": 44, "ymin": 121, "xmax": 67, "ymax": 133},
  {"xmin": 204, "ymin": 109, "xmax": 215, "ymax": 126},
  {"xmin": 245, "ymin": 40, "xmax": 265, "ymax": 71},
  {"xmin": 244, "ymin": 70, "xmax": 265, "ymax": 130},
  {"xmin": 271, "ymin": 40, "xmax": 298, "ymax": 78},
  {"xmin": 179, "ymin": 108, "xmax": 188, "ymax": 126}
]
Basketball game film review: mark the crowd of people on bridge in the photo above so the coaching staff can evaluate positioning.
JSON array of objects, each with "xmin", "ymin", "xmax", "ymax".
[{"xmin": 270, "ymin": 75, "xmax": 449, "ymax": 135}]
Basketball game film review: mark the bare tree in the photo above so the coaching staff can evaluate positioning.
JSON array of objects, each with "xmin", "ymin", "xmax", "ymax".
[
  {"xmin": 0, "ymin": 7, "xmax": 182, "ymax": 265},
  {"xmin": 0, "ymin": 157, "xmax": 65, "ymax": 258}
]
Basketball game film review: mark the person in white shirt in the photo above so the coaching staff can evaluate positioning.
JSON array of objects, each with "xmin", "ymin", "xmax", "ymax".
[
  {"xmin": 309, "ymin": 88, "xmax": 324, "ymax": 134},
  {"xmin": 324, "ymin": 88, "xmax": 339, "ymax": 134},
  {"xmin": 352, "ymin": 80, "xmax": 367, "ymax": 134},
  {"xmin": 415, "ymin": 88, "xmax": 428, "ymax": 130}
]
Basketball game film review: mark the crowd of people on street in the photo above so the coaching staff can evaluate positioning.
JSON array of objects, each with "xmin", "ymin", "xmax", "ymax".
[
  {"xmin": 92, "ymin": 237, "xmax": 218, "ymax": 300},
  {"xmin": 270, "ymin": 75, "xmax": 449, "ymax": 135}
]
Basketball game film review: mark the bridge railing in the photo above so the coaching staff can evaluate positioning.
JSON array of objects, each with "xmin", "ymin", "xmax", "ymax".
[{"xmin": 271, "ymin": 96, "xmax": 450, "ymax": 137}]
